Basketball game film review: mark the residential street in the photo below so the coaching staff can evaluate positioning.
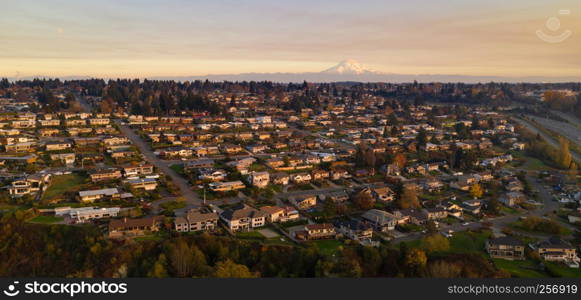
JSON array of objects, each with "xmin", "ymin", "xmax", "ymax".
[{"xmin": 116, "ymin": 120, "xmax": 202, "ymax": 209}]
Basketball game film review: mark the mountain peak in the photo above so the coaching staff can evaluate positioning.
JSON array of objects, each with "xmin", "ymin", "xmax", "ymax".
[{"xmin": 321, "ymin": 59, "xmax": 377, "ymax": 75}]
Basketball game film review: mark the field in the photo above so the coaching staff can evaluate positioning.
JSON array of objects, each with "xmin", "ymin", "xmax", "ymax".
[{"xmin": 42, "ymin": 173, "xmax": 87, "ymax": 202}]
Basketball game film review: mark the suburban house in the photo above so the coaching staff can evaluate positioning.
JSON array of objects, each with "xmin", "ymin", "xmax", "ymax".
[
  {"xmin": 423, "ymin": 207, "xmax": 448, "ymax": 220},
  {"xmin": 198, "ymin": 169, "xmax": 227, "ymax": 182},
  {"xmin": 89, "ymin": 168, "xmax": 122, "ymax": 183},
  {"xmin": 259, "ymin": 206, "xmax": 300, "ymax": 223},
  {"xmin": 361, "ymin": 209, "xmax": 398, "ymax": 231},
  {"xmin": 294, "ymin": 223, "xmax": 336, "ymax": 240},
  {"xmin": 126, "ymin": 178, "xmax": 158, "ymax": 191},
  {"xmin": 8, "ymin": 173, "xmax": 51, "ymax": 197},
  {"xmin": 486, "ymin": 237, "xmax": 525, "ymax": 260},
  {"xmin": 271, "ymin": 172, "xmax": 290, "ymax": 185},
  {"xmin": 208, "ymin": 180, "xmax": 246, "ymax": 192},
  {"xmin": 291, "ymin": 172, "xmax": 312, "ymax": 184},
  {"xmin": 220, "ymin": 205, "xmax": 266, "ymax": 232},
  {"xmin": 248, "ymin": 171, "xmax": 270, "ymax": 188},
  {"xmin": 122, "ymin": 163, "xmax": 154, "ymax": 177},
  {"xmin": 311, "ymin": 169, "xmax": 330, "ymax": 181},
  {"xmin": 371, "ymin": 186, "xmax": 395, "ymax": 202},
  {"xmin": 290, "ymin": 194, "xmax": 317, "ymax": 210},
  {"xmin": 78, "ymin": 188, "xmax": 121, "ymax": 203},
  {"xmin": 45, "ymin": 141, "xmax": 73, "ymax": 151},
  {"xmin": 321, "ymin": 190, "xmax": 349, "ymax": 203},
  {"xmin": 184, "ymin": 159, "xmax": 215, "ymax": 170},
  {"xmin": 500, "ymin": 191, "xmax": 526, "ymax": 207},
  {"xmin": 536, "ymin": 237, "xmax": 580, "ymax": 268},
  {"xmin": 56, "ymin": 206, "xmax": 121, "ymax": 224},
  {"xmin": 174, "ymin": 209, "xmax": 219, "ymax": 232},
  {"xmin": 108, "ymin": 216, "xmax": 164, "ymax": 238},
  {"xmin": 50, "ymin": 153, "xmax": 76, "ymax": 165},
  {"xmin": 335, "ymin": 220, "xmax": 373, "ymax": 241}
]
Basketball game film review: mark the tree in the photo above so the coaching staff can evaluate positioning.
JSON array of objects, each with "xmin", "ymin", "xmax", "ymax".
[
  {"xmin": 353, "ymin": 190, "xmax": 375, "ymax": 210},
  {"xmin": 398, "ymin": 185, "xmax": 420, "ymax": 209},
  {"xmin": 167, "ymin": 239, "xmax": 208, "ymax": 277},
  {"xmin": 557, "ymin": 137, "xmax": 573, "ymax": 169},
  {"xmin": 422, "ymin": 234, "xmax": 450, "ymax": 253},
  {"xmin": 469, "ymin": 183, "xmax": 484, "ymax": 199},
  {"xmin": 425, "ymin": 260, "xmax": 462, "ymax": 278},
  {"xmin": 147, "ymin": 254, "xmax": 168, "ymax": 278},
  {"xmin": 214, "ymin": 259, "xmax": 258, "ymax": 278},
  {"xmin": 416, "ymin": 127, "xmax": 427, "ymax": 147},
  {"xmin": 394, "ymin": 153, "xmax": 407, "ymax": 169},
  {"xmin": 404, "ymin": 248, "xmax": 427, "ymax": 276},
  {"xmin": 486, "ymin": 196, "xmax": 502, "ymax": 215}
]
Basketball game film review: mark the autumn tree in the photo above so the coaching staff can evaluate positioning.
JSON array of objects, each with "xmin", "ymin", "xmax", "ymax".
[
  {"xmin": 469, "ymin": 183, "xmax": 484, "ymax": 199},
  {"xmin": 167, "ymin": 239, "xmax": 208, "ymax": 277},
  {"xmin": 422, "ymin": 234, "xmax": 450, "ymax": 253},
  {"xmin": 404, "ymin": 248, "xmax": 427, "ymax": 276},
  {"xmin": 353, "ymin": 190, "xmax": 375, "ymax": 210},
  {"xmin": 214, "ymin": 259, "xmax": 258, "ymax": 278},
  {"xmin": 557, "ymin": 137, "xmax": 574, "ymax": 170},
  {"xmin": 394, "ymin": 153, "xmax": 407, "ymax": 169},
  {"xmin": 425, "ymin": 260, "xmax": 462, "ymax": 278},
  {"xmin": 398, "ymin": 185, "xmax": 420, "ymax": 209}
]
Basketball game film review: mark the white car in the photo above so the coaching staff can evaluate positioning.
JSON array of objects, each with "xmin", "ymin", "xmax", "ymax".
[{"xmin": 462, "ymin": 222, "xmax": 470, "ymax": 226}]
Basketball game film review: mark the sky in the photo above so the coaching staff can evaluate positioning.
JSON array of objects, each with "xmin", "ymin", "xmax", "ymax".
[{"xmin": 0, "ymin": 0, "xmax": 579, "ymax": 79}]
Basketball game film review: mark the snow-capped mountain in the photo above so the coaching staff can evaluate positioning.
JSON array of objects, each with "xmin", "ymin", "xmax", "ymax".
[{"xmin": 321, "ymin": 59, "xmax": 378, "ymax": 75}]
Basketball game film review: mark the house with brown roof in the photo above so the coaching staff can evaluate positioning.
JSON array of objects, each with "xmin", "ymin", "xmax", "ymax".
[
  {"xmin": 174, "ymin": 209, "xmax": 219, "ymax": 232},
  {"xmin": 108, "ymin": 216, "xmax": 164, "ymax": 238},
  {"xmin": 89, "ymin": 168, "xmax": 122, "ymax": 183},
  {"xmin": 220, "ymin": 205, "xmax": 266, "ymax": 232},
  {"xmin": 290, "ymin": 194, "xmax": 317, "ymax": 210},
  {"xmin": 294, "ymin": 223, "xmax": 336, "ymax": 240}
]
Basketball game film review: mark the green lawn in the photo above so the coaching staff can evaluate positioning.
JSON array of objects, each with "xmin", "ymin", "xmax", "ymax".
[
  {"xmin": 312, "ymin": 239, "xmax": 343, "ymax": 256},
  {"xmin": 493, "ymin": 259, "xmax": 547, "ymax": 278},
  {"xmin": 28, "ymin": 215, "xmax": 64, "ymax": 224},
  {"xmin": 42, "ymin": 173, "xmax": 87, "ymax": 202},
  {"xmin": 448, "ymin": 230, "xmax": 492, "ymax": 254},
  {"xmin": 545, "ymin": 262, "xmax": 581, "ymax": 278}
]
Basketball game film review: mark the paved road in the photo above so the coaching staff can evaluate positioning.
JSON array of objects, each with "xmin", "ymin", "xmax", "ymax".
[
  {"xmin": 513, "ymin": 117, "xmax": 581, "ymax": 163},
  {"xmin": 116, "ymin": 121, "xmax": 202, "ymax": 209},
  {"xmin": 526, "ymin": 114, "xmax": 581, "ymax": 145}
]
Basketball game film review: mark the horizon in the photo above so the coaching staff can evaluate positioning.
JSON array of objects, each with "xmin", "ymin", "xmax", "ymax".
[{"xmin": 1, "ymin": 0, "xmax": 580, "ymax": 81}]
